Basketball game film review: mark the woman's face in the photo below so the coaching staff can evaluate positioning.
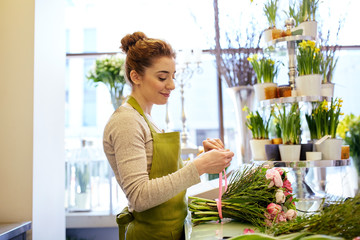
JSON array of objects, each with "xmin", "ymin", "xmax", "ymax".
[{"xmin": 137, "ymin": 56, "xmax": 176, "ymax": 106}]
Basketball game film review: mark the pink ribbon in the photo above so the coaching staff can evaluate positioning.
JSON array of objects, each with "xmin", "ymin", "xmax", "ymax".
[{"xmin": 216, "ymin": 169, "xmax": 227, "ymax": 219}]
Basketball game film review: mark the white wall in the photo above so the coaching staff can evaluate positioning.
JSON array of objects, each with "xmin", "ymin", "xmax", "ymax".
[{"xmin": 0, "ymin": 0, "xmax": 65, "ymax": 239}]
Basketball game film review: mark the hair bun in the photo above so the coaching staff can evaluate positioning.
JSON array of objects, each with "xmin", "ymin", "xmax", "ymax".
[{"xmin": 120, "ymin": 31, "xmax": 147, "ymax": 53}]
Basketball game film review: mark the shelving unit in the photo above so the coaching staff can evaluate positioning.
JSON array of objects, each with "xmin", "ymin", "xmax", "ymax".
[{"xmin": 252, "ymin": 19, "xmax": 351, "ymax": 212}]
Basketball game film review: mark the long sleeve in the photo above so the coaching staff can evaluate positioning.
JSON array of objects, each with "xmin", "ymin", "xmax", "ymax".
[{"xmin": 103, "ymin": 104, "xmax": 200, "ymax": 212}]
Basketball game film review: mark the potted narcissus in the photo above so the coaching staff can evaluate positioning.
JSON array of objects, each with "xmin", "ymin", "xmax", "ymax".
[
  {"xmin": 248, "ymin": 54, "xmax": 280, "ymax": 102},
  {"xmin": 306, "ymin": 98, "xmax": 344, "ymax": 160},
  {"xmin": 295, "ymin": 40, "xmax": 322, "ymax": 97},
  {"xmin": 243, "ymin": 106, "xmax": 272, "ymax": 160},
  {"xmin": 289, "ymin": 0, "xmax": 319, "ymax": 39},
  {"xmin": 272, "ymin": 103, "xmax": 302, "ymax": 161}
]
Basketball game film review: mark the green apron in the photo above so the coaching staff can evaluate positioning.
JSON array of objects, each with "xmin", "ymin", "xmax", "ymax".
[{"xmin": 116, "ymin": 96, "xmax": 187, "ymax": 240}]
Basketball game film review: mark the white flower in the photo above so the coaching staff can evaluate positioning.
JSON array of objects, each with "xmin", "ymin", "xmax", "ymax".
[
  {"xmin": 275, "ymin": 189, "xmax": 285, "ymax": 203},
  {"xmin": 285, "ymin": 209, "xmax": 297, "ymax": 220}
]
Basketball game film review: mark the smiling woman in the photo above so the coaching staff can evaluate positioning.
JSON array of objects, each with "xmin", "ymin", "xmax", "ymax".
[{"xmin": 102, "ymin": 31, "xmax": 234, "ymax": 240}]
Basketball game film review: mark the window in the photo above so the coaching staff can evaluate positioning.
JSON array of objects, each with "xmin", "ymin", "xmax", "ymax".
[{"xmin": 65, "ymin": 0, "xmax": 360, "ymax": 215}]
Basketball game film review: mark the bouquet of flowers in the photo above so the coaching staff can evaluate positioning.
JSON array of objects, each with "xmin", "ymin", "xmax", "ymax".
[
  {"xmin": 297, "ymin": 40, "xmax": 322, "ymax": 76},
  {"xmin": 243, "ymin": 106, "xmax": 272, "ymax": 139},
  {"xmin": 86, "ymin": 55, "xmax": 126, "ymax": 109},
  {"xmin": 188, "ymin": 165, "xmax": 297, "ymax": 228},
  {"xmin": 305, "ymin": 98, "xmax": 343, "ymax": 139},
  {"xmin": 247, "ymin": 54, "xmax": 281, "ymax": 84}
]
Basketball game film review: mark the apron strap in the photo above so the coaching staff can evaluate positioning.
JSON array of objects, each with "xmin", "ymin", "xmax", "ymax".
[
  {"xmin": 116, "ymin": 207, "xmax": 134, "ymax": 240},
  {"xmin": 126, "ymin": 96, "xmax": 157, "ymax": 133}
]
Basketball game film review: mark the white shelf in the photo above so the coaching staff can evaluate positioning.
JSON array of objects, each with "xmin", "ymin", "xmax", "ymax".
[
  {"xmin": 259, "ymin": 96, "xmax": 331, "ymax": 107},
  {"xmin": 252, "ymin": 159, "xmax": 351, "ymax": 168},
  {"xmin": 267, "ymin": 35, "xmax": 315, "ymax": 46}
]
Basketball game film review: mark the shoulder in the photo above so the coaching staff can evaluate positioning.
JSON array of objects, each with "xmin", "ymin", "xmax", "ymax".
[{"xmin": 104, "ymin": 105, "xmax": 149, "ymax": 142}]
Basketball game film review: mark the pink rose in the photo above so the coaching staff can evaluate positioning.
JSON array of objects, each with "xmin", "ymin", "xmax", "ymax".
[
  {"xmin": 266, "ymin": 169, "xmax": 283, "ymax": 188},
  {"xmin": 285, "ymin": 209, "xmax": 297, "ymax": 220},
  {"xmin": 282, "ymin": 179, "xmax": 293, "ymax": 192},
  {"xmin": 275, "ymin": 189, "xmax": 285, "ymax": 203},
  {"xmin": 276, "ymin": 212, "xmax": 287, "ymax": 223},
  {"xmin": 265, "ymin": 219, "xmax": 273, "ymax": 227},
  {"xmin": 243, "ymin": 228, "xmax": 255, "ymax": 234},
  {"xmin": 267, "ymin": 203, "xmax": 282, "ymax": 215},
  {"xmin": 275, "ymin": 168, "xmax": 284, "ymax": 176}
]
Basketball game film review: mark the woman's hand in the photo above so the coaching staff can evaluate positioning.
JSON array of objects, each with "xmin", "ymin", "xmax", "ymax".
[
  {"xmin": 203, "ymin": 138, "xmax": 225, "ymax": 152},
  {"xmin": 193, "ymin": 149, "xmax": 234, "ymax": 175}
]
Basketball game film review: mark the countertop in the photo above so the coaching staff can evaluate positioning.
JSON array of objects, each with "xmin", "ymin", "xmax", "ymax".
[
  {"xmin": 0, "ymin": 222, "xmax": 31, "ymax": 240},
  {"xmin": 185, "ymin": 217, "xmax": 256, "ymax": 240}
]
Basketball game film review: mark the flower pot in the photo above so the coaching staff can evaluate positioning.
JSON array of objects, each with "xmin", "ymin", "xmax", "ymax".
[
  {"xmin": 263, "ymin": 28, "xmax": 273, "ymax": 43},
  {"xmin": 306, "ymin": 152, "xmax": 322, "ymax": 160},
  {"xmin": 315, "ymin": 138, "xmax": 343, "ymax": 160},
  {"xmin": 295, "ymin": 74, "xmax": 322, "ymax": 97},
  {"xmin": 254, "ymin": 83, "xmax": 277, "ymax": 102},
  {"xmin": 298, "ymin": 21, "xmax": 318, "ymax": 39},
  {"xmin": 272, "ymin": 138, "xmax": 283, "ymax": 145},
  {"xmin": 321, "ymin": 83, "xmax": 335, "ymax": 98},
  {"xmin": 265, "ymin": 144, "xmax": 281, "ymax": 161},
  {"xmin": 277, "ymin": 85, "xmax": 292, "ymax": 98},
  {"xmin": 300, "ymin": 143, "xmax": 313, "ymax": 161},
  {"xmin": 279, "ymin": 144, "xmax": 301, "ymax": 162},
  {"xmin": 272, "ymin": 28, "xmax": 283, "ymax": 40},
  {"xmin": 250, "ymin": 139, "xmax": 272, "ymax": 160}
]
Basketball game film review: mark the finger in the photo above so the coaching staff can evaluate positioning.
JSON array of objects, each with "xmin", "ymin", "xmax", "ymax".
[{"xmin": 207, "ymin": 138, "xmax": 224, "ymax": 149}]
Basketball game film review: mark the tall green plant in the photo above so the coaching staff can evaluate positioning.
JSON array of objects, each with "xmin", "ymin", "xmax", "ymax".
[
  {"xmin": 243, "ymin": 106, "xmax": 272, "ymax": 139},
  {"xmin": 264, "ymin": 0, "xmax": 279, "ymax": 28},
  {"xmin": 306, "ymin": 98, "xmax": 343, "ymax": 139},
  {"xmin": 272, "ymin": 103, "xmax": 301, "ymax": 145},
  {"xmin": 297, "ymin": 40, "xmax": 322, "ymax": 76},
  {"xmin": 247, "ymin": 54, "xmax": 281, "ymax": 83}
]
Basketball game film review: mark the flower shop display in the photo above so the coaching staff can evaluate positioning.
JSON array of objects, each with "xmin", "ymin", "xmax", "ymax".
[
  {"xmin": 295, "ymin": 40, "xmax": 322, "ymax": 97},
  {"xmin": 248, "ymin": 54, "xmax": 280, "ymax": 102},
  {"xmin": 306, "ymin": 98, "xmax": 344, "ymax": 160},
  {"xmin": 243, "ymin": 106, "xmax": 272, "ymax": 160},
  {"xmin": 86, "ymin": 55, "xmax": 127, "ymax": 109},
  {"xmin": 188, "ymin": 165, "xmax": 297, "ymax": 228},
  {"xmin": 272, "ymin": 103, "xmax": 301, "ymax": 161}
]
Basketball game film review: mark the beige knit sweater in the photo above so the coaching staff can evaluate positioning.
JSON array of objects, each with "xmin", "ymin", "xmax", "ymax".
[{"xmin": 103, "ymin": 103, "xmax": 201, "ymax": 212}]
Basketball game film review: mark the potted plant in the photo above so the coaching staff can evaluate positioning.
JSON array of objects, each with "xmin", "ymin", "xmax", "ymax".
[
  {"xmin": 265, "ymin": 118, "xmax": 283, "ymax": 161},
  {"xmin": 248, "ymin": 54, "xmax": 280, "ymax": 102},
  {"xmin": 87, "ymin": 55, "xmax": 127, "ymax": 110},
  {"xmin": 243, "ymin": 106, "xmax": 272, "ymax": 160},
  {"xmin": 272, "ymin": 103, "xmax": 302, "ymax": 161},
  {"xmin": 296, "ymin": 0, "xmax": 319, "ymax": 39},
  {"xmin": 262, "ymin": 0, "xmax": 280, "ymax": 42},
  {"xmin": 337, "ymin": 114, "xmax": 360, "ymax": 181},
  {"xmin": 320, "ymin": 48, "xmax": 339, "ymax": 97},
  {"xmin": 295, "ymin": 40, "xmax": 322, "ymax": 96},
  {"xmin": 306, "ymin": 98, "xmax": 344, "ymax": 160},
  {"xmin": 74, "ymin": 162, "xmax": 91, "ymax": 211}
]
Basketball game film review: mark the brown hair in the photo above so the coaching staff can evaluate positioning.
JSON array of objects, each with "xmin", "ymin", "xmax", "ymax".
[{"xmin": 120, "ymin": 31, "xmax": 176, "ymax": 85}]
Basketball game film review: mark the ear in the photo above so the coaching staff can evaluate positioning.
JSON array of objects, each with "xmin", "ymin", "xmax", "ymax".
[{"xmin": 130, "ymin": 70, "xmax": 142, "ymax": 85}]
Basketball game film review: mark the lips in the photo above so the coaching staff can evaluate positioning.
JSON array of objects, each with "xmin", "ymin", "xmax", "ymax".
[{"xmin": 160, "ymin": 92, "xmax": 170, "ymax": 98}]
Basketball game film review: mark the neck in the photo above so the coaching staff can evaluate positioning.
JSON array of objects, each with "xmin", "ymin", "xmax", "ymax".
[{"xmin": 130, "ymin": 92, "xmax": 152, "ymax": 115}]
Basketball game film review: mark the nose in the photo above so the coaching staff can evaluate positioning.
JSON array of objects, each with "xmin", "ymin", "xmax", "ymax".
[{"xmin": 166, "ymin": 78, "xmax": 175, "ymax": 91}]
